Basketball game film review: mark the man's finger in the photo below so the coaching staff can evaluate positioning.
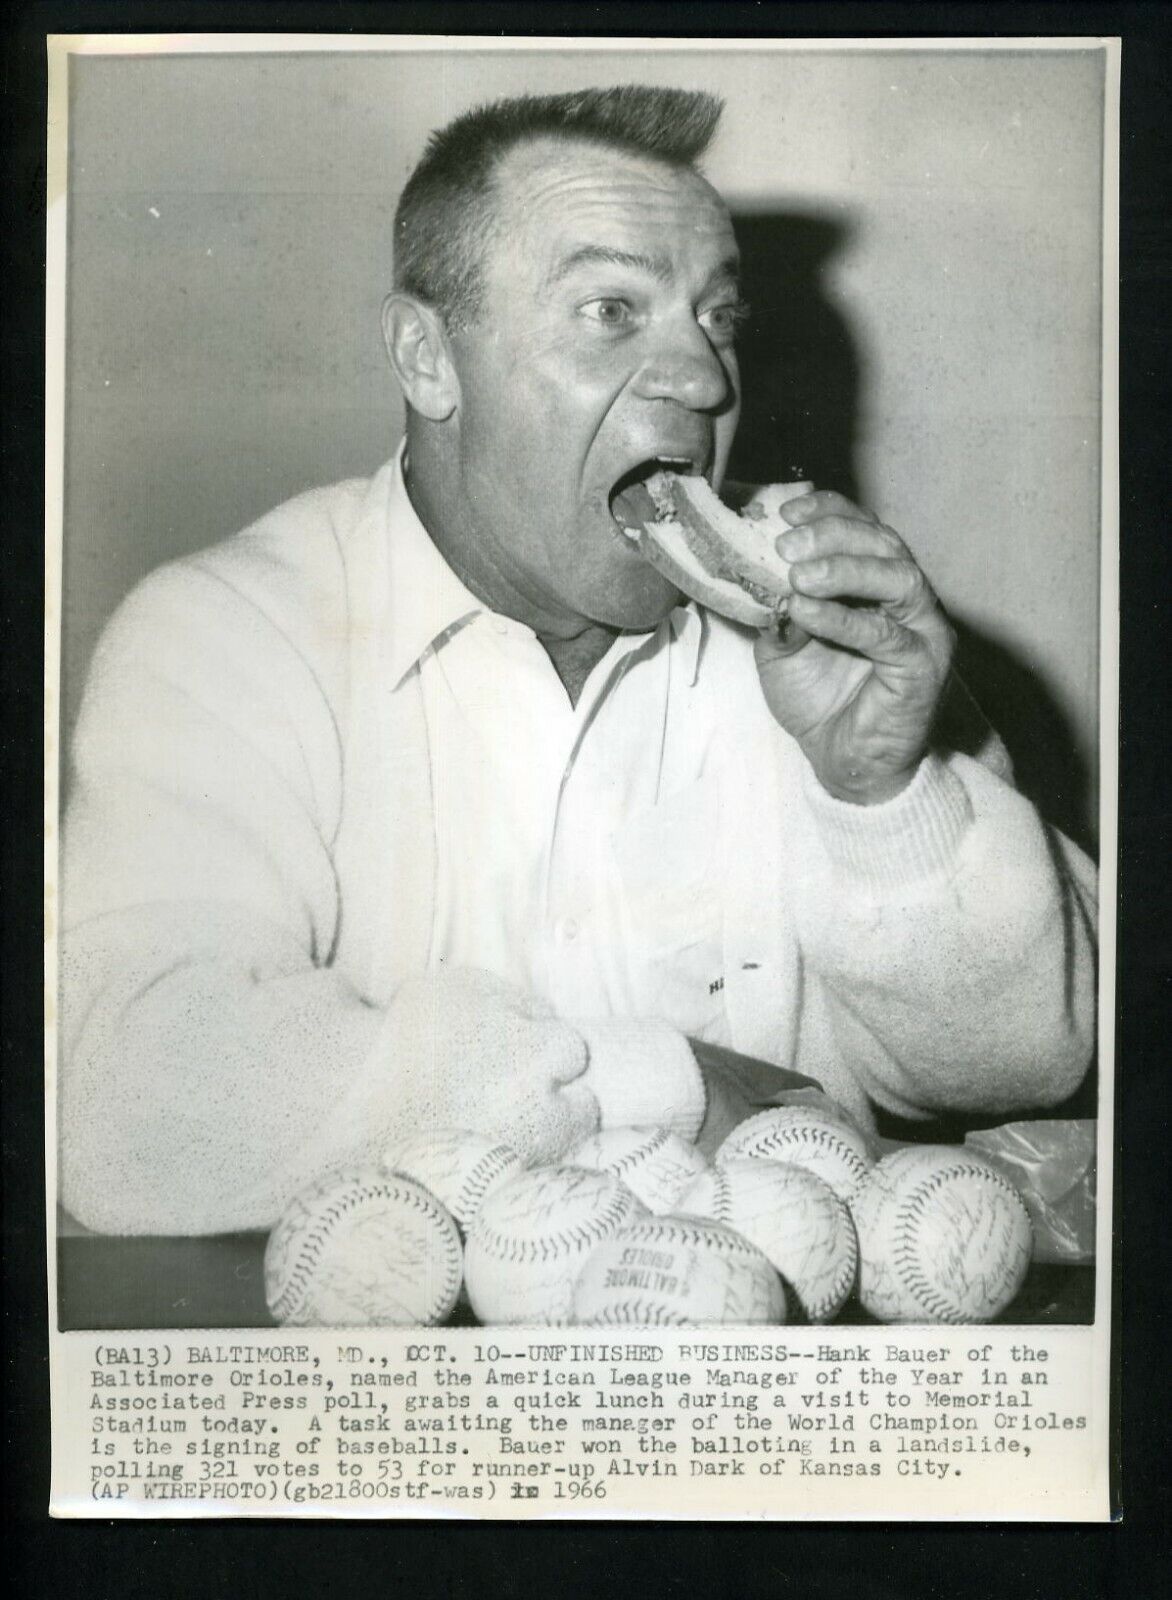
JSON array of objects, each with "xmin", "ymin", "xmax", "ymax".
[
  {"xmin": 786, "ymin": 594, "xmax": 923, "ymax": 666},
  {"xmin": 776, "ymin": 490, "xmax": 879, "ymax": 527},
  {"xmin": 790, "ymin": 553, "xmax": 934, "ymax": 613},
  {"xmin": 779, "ymin": 516, "xmax": 908, "ymax": 566}
]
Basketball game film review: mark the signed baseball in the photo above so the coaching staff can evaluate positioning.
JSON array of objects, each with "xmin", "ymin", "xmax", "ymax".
[
  {"xmin": 678, "ymin": 1159, "xmax": 857, "ymax": 1322},
  {"xmin": 569, "ymin": 1126, "xmax": 709, "ymax": 1214},
  {"xmin": 719, "ymin": 1106, "xmax": 874, "ymax": 1202},
  {"xmin": 851, "ymin": 1145, "xmax": 1034, "ymax": 1324},
  {"xmin": 464, "ymin": 1166, "xmax": 646, "ymax": 1325},
  {"xmin": 382, "ymin": 1131, "xmax": 523, "ymax": 1233},
  {"xmin": 572, "ymin": 1214, "xmax": 787, "ymax": 1326},
  {"xmin": 264, "ymin": 1166, "xmax": 463, "ymax": 1327}
]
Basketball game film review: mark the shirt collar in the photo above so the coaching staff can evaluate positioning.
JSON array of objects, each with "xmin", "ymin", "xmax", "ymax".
[
  {"xmin": 669, "ymin": 601, "xmax": 705, "ymax": 687},
  {"xmin": 383, "ymin": 442, "xmax": 704, "ymax": 690},
  {"xmin": 384, "ymin": 445, "xmax": 486, "ymax": 689}
]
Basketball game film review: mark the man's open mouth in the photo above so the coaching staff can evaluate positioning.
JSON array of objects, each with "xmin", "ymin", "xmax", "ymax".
[{"xmin": 609, "ymin": 457, "xmax": 703, "ymax": 538}]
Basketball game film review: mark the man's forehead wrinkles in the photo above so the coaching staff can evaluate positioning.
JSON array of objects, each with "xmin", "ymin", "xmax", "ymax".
[
  {"xmin": 503, "ymin": 137, "xmax": 701, "ymax": 199},
  {"xmin": 510, "ymin": 177, "xmax": 730, "ymax": 236},
  {"xmin": 492, "ymin": 145, "xmax": 738, "ymax": 300},
  {"xmin": 500, "ymin": 147, "xmax": 730, "ymax": 226}
]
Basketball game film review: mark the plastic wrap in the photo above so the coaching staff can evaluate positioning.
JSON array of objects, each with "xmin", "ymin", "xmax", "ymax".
[{"xmin": 964, "ymin": 1120, "xmax": 1096, "ymax": 1264}]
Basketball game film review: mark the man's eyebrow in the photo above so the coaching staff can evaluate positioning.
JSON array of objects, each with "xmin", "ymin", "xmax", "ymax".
[
  {"xmin": 548, "ymin": 245, "xmax": 675, "ymax": 285},
  {"xmin": 547, "ymin": 245, "xmax": 742, "ymax": 293}
]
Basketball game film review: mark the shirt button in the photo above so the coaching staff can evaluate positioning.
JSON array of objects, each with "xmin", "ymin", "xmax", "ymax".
[
  {"xmin": 554, "ymin": 917, "xmax": 579, "ymax": 944},
  {"xmin": 492, "ymin": 618, "xmax": 509, "ymax": 636}
]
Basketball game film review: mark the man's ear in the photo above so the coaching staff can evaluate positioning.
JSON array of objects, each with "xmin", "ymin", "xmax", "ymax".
[{"xmin": 381, "ymin": 293, "xmax": 459, "ymax": 421}]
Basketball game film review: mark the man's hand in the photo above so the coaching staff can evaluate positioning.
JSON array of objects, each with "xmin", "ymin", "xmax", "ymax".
[
  {"xmin": 384, "ymin": 970, "xmax": 599, "ymax": 1165},
  {"xmin": 754, "ymin": 491, "xmax": 955, "ymax": 805}
]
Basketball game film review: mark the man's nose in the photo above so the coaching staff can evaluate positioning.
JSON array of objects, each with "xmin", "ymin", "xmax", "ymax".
[{"xmin": 633, "ymin": 321, "xmax": 733, "ymax": 412}]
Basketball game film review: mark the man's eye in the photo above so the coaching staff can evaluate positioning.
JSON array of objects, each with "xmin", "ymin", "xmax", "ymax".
[
  {"xmin": 581, "ymin": 298, "xmax": 633, "ymax": 329},
  {"xmin": 700, "ymin": 300, "xmax": 751, "ymax": 341}
]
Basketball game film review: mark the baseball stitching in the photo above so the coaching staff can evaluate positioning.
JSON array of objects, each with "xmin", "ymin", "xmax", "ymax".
[
  {"xmin": 454, "ymin": 1144, "xmax": 521, "ymax": 1222},
  {"xmin": 614, "ymin": 1218, "xmax": 763, "ymax": 1260},
  {"xmin": 270, "ymin": 1176, "xmax": 461, "ymax": 1324},
  {"xmin": 579, "ymin": 1299, "xmax": 692, "ymax": 1326},
  {"xmin": 887, "ymin": 1161, "xmax": 1029, "ymax": 1323},
  {"xmin": 809, "ymin": 1225, "xmax": 858, "ymax": 1320},
  {"xmin": 709, "ymin": 1169, "xmax": 734, "ymax": 1227},
  {"xmin": 599, "ymin": 1129, "xmax": 671, "ymax": 1182},
  {"xmin": 731, "ymin": 1122, "xmax": 870, "ymax": 1183},
  {"xmin": 470, "ymin": 1184, "xmax": 643, "ymax": 1265},
  {"xmin": 715, "ymin": 1169, "xmax": 856, "ymax": 1319}
]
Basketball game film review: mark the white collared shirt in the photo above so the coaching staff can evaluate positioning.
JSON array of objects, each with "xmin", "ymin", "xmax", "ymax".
[{"xmin": 385, "ymin": 452, "xmax": 732, "ymax": 1042}]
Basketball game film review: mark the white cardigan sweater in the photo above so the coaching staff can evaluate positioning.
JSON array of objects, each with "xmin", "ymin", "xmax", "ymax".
[{"xmin": 59, "ymin": 460, "xmax": 1097, "ymax": 1234}]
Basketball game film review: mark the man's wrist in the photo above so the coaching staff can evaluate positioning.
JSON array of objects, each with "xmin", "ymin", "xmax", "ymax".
[{"xmin": 812, "ymin": 762, "xmax": 917, "ymax": 807}]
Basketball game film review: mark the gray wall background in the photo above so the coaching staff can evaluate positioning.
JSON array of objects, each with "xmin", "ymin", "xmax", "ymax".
[{"xmin": 62, "ymin": 47, "xmax": 1105, "ymax": 848}]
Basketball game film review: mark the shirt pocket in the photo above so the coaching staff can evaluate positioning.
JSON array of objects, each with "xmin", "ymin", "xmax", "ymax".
[{"xmin": 610, "ymin": 775, "xmax": 728, "ymax": 1037}]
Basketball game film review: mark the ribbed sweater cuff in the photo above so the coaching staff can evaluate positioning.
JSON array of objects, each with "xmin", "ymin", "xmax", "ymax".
[
  {"xmin": 803, "ymin": 752, "xmax": 974, "ymax": 894},
  {"xmin": 573, "ymin": 1019, "xmax": 706, "ymax": 1144}
]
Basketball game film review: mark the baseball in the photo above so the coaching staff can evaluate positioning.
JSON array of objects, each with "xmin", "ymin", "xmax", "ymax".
[
  {"xmin": 572, "ymin": 1214, "xmax": 787, "ymax": 1326},
  {"xmin": 678, "ymin": 1159, "xmax": 857, "ymax": 1323},
  {"xmin": 464, "ymin": 1166, "xmax": 646, "ymax": 1325},
  {"xmin": 569, "ymin": 1125, "xmax": 709, "ymax": 1214},
  {"xmin": 381, "ymin": 1130, "xmax": 523, "ymax": 1233},
  {"xmin": 718, "ymin": 1106, "xmax": 874, "ymax": 1201},
  {"xmin": 264, "ymin": 1166, "xmax": 463, "ymax": 1327},
  {"xmin": 851, "ymin": 1145, "xmax": 1034, "ymax": 1324}
]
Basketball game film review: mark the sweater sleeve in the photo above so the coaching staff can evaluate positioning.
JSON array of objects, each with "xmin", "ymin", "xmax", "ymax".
[
  {"xmin": 791, "ymin": 734, "xmax": 1097, "ymax": 1122},
  {"xmin": 58, "ymin": 555, "xmax": 400, "ymax": 1234}
]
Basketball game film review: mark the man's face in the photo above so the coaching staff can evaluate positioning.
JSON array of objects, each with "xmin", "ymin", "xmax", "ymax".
[{"xmin": 445, "ymin": 137, "xmax": 743, "ymax": 634}]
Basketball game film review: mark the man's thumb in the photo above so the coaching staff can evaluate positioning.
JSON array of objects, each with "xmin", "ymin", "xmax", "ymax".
[{"xmin": 755, "ymin": 615, "xmax": 812, "ymax": 664}]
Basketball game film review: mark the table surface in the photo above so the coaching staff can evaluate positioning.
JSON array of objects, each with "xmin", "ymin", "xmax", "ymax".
[{"xmin": 57, "ymin": 1233, "xmax": 1094, "ymax": 1331}]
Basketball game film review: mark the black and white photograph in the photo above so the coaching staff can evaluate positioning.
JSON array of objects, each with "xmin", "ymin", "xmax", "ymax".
[{"xmin": 46, "ymin": 34, "xmax": 1115, "ymax": 1519}]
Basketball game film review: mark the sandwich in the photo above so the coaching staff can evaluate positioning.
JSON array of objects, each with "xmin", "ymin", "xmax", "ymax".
[{"xmin": 612, "ymin": 469, "xmax": 801, "ymax": 627}]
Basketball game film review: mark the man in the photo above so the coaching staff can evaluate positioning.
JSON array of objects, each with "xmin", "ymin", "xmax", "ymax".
[{"xmin": 59, "ymin": 86, "xmax": 1095, "ymax": 1236}]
